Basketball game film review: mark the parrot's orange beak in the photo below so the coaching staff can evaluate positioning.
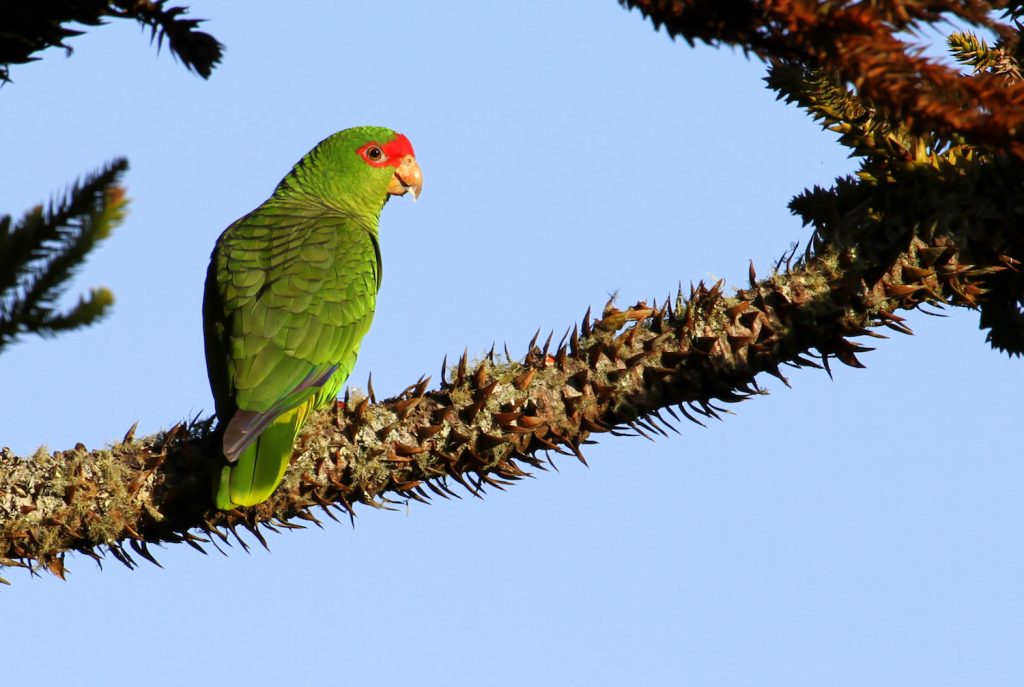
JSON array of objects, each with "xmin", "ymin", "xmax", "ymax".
[{"xmin": 388, "ymin": 154, "xmax": 423, "ymax": 200}]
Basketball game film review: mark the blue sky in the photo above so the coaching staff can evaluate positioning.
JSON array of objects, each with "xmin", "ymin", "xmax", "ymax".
[{"xmin": 2, "ymin": 2, "xmax": 1021, "ymax": 685}]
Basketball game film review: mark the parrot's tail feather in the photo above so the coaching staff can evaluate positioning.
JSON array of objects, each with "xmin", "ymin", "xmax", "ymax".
[
  {"xmin": 214, "ymin": 399, "xmax": 315, "ymax": 509},
  {"xmin": 222, "ymin": 364, "xmax": 339, "ymax": 461}
]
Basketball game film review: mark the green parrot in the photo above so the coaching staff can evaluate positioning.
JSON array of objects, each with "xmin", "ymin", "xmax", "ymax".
[{"xmin": 203, "ymin": 126, "xmax": 422, "ymax": 510}]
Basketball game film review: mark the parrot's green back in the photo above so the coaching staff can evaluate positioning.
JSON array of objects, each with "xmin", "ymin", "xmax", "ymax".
[{"xmin": 204, "ymin": 126, "xmax": 420, "ymax": 509}]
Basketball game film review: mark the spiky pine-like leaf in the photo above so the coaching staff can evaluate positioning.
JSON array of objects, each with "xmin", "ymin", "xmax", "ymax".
[
  {"xmin": 0, "ymin": 159, "xmax": 130, "ymax": 353},
  {"xmin": 978, "ymin": 271, "xmax": 1024, "ymax": 356},
  {"xmin": 765, "ymin": 62, "xmax": 945, "ymax": 162},
  {"xmin": 0, "ymin": 1, "xmax": 106, "ymax": 82},
  {"xmin": 111, "ymin": 0, "xmax": 223, "ymax": 79},
  {"xmin": 0, "ymin": 1, "xmax": 222, "ymax": 82},
  {"xmin": 949, "ymin": 31, "xmax": 999, "ymax": 70},
  {"xmin": 948, "ymin": 30, "xmax": 1023, "ymax": 81}
]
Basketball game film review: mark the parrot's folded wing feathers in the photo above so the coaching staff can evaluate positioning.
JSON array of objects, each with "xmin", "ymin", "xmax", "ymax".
[{"xmin": 222, "ymin": 363, "xmax": 339, "ymax": 461}]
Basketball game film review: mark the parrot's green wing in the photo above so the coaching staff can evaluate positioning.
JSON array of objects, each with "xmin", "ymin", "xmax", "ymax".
[{"xmin": 204, "ymin": 205, "xmax": 381, "ymax": 509}]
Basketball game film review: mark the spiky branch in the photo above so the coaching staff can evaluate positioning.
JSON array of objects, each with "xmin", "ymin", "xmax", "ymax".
[
  {"xmin": 0, "ymin": 194, "xmax": 1013, "ymax": 580},
  {"xmin": 0, "ymin": 159, "xmax": 129, "ymax": 354},
  {"xmin": 0, "ymin": 1, "xmax": 222, "ymax": 82},
  {"xmin": 1, "ymin": 1, "xmax": 1022, "ymax": 581}
]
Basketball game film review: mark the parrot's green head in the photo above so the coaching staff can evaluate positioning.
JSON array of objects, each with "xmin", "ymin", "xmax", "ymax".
[{"xmin": 275, "ymin": 125, "xmax": 423, "ymax": 217}]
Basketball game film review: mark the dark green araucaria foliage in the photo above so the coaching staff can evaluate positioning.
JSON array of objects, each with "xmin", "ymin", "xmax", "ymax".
[
  {"xmin": 0, "ymin": 0, "xmax": 222, "ymax": 82},
  {"xmin": 0, "ymin": 159, "xmax": 129, "ymax": 355}
]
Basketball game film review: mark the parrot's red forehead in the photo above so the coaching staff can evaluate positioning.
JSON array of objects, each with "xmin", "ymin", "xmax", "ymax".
[
  {"xmin": 383, "ymin": 133, "xmax": 415, "ymax": 159},
  {"xmin": 356, "ymin": 133, "xmax": 415, "ymax": 168}
]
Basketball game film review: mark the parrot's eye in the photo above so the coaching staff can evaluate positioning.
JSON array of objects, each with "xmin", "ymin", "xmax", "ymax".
[{"xmin": 357, "ymin": 141, "xmax": 396, "ymax": 167}]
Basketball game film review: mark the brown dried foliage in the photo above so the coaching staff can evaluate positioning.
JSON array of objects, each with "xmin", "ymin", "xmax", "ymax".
[
  {"xmin": 1, "ymin": 0, "xmax": 1022, "ymax": 580},
  {"xmin": 622, "ymin": 1, "xmax": 1024, "ymax": 155}
]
